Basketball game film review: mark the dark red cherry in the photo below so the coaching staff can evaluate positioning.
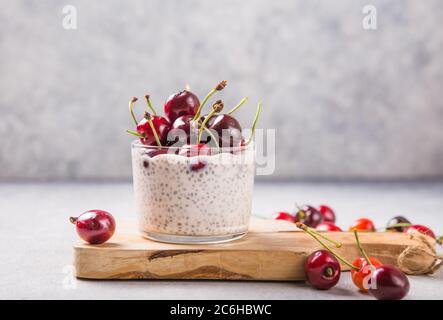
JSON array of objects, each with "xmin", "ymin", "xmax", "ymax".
[
  {"xmin": 305, "ymin": 250, "xmax": 341, "ymax": 290},
  {"xmin": 136, "ymin": 115, "xmax": 171, "ymax": 146},
  {"xmin": 70, "ymin": 210, "xmax": 115, "ymax": 244},
  {"xmin": 318, "ymin": 205, "xmax": 336, "ymax": 223},
  {"xmin": 296, "ymin": 205, "xmax": 323, "ymax": 228},
  {"xmin": 316, "ymin": 222, "xmax": 342, "ymax": 232},
  {"xmin": 205, "ymin": 114, "xmax": 242, "ymax": 147},
  {"xmin": 404, "ymin": 224, "xmax": 436, "ymax": 239},
  {"xmin": 387, "ymin": 216, "xmax": 411, "ymax": 232},
  {"xmin": 164, "ymin": 90, "xmax": 200, "ymax": 123},
  {"xmin": 369, "ymin": 265, "xmax": 410, "ymax": 300},
  {"xmin": 168, "ymin": 115, "xmax": 200, "ymax": 145}
]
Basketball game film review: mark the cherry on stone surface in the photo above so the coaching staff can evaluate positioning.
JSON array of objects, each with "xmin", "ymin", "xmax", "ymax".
[
  {"xmin": 351, "ymin": 256, "xmax": 383, "ymax": 292},
  {"xmin": 404, "ymin": 224, "xmax": 436, "ymax": 239},
  {"xmin": 305, "ymin": 250, "xmax": 341, "ymax": 290},
  {"xmin": 274, "ymin": 212, "xmax": 297, "ymax": 223},
  {"xmin": 164, "ymin": 90, "xmax": 200, "ymax": 123},
  {"xmin": 205, "ymin": 113, "xmax": 243, "ymax": 147},
  {"xmin": 316, "ymin": 222, "xmax": 342, "ymax": 232},
  {"xmin": 70, "ymin": 210, "xmax": 115, "ymax": 244},
  {"xmin": 318, "ymin": 205, "xmax": 336, "ymax": 223},
  {"xmin": 369, "ymin": 264, "xmax": 410, "ymax": 300},
  {"xmin": 296, "ymin": 205, "xmax": 323, "ymax": 228},
  {"xmin": 349, "ymin": 218, "xmax": 375, "ymax": 232},
  {"xmin": 386, "ymin": 216, "xmax": 411, "ymax": 232},
  {"xmin": 137, "ymin": 115, "xmax": 171, "ymax": 146}
]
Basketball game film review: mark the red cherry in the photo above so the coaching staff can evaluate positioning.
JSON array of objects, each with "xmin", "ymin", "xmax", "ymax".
[
  {"xmin": 296, "ymin": 205, "xmax": 323, "ymax": 228},
  {"xmin": 351, "ymin": 256, "xmax": 383, "ymax": 292},
  {"xmin": 70, "ymin": 210, "xmax": 115, "ymax": 244},
  {"xmin": 274, "ymin": 212, "xmax": 297, "ymax": 223},
  {"xmin": 404, "ymin": 224, "xmax": 436, "ymax": 239},
  {"xmin": 164, "ymin": 90, "xmax": 200, "ymax": 123},
  {"xmin": 137, "ymin": 115, "xmax": 171, "ymax": 146},
  {"xmin": 316, "ymin": 222, "xmax": 342, "ymax": 232},
  {"xmin": 167, "ymin": 115, "xmax": 201, "ymax": 146},
  {"xmin": 349, "ymin": 218, "xmax": 375, "ymax": 232},
  {"xmin": 205, "ymin": 113, "xmax": 242, "ymax": 147},
  {"xmin": 305, "ymin": 250, "xmax": 341, "ymax": 290},
  {"xmin": 318, "ymin": 205, "xmax": 336, "ymax": 223},
  {"xmin": 387, "ymin": 216, "xmax": 411, "ymax": 232},
  {"xmin": 369, "ymin": 265, "xmax": 410, "ymax": 300}
]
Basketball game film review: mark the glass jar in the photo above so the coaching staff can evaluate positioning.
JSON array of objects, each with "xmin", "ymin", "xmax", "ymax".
[{"xmin": 131, "ymin": 141, "xmax": 255, "ymax": 244}]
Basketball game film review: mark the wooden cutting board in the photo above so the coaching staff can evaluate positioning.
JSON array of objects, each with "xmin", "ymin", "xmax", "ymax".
[{"xmin": 73, "ymin": 217, "xmax": 428, "ymax": 281}]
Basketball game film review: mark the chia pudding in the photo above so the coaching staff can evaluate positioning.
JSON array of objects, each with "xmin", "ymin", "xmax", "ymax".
[{"xmin": 131, "ymin": 141, "xmax": 255, "ymax": 243}]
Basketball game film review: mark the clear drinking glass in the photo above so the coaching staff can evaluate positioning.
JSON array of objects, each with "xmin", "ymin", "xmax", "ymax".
[{"xmin": 131, "ymin": 141, "xmax": 255, "ymax": 244}]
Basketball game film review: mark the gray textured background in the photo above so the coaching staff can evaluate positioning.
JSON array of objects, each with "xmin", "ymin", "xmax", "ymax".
[{"xmin": 1, "ymin": 0, "xmax": 443, "ymax": 181}]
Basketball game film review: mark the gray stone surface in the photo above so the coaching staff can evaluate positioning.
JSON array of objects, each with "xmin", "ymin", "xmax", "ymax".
[
  {"xmin": 1, "ymin": 0, "xmax": 443, "ymax": 181},
  {"xmin": 0, "ymin": 181, "xmax": 442, "ymax": 300}
]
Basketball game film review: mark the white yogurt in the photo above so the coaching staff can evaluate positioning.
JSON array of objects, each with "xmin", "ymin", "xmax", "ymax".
[{"xmin": 131, "ymin": 143, "xmax": 255, "ymax": 242}]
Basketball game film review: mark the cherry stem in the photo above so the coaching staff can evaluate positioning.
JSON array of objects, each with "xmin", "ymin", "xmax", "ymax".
[
  {"xmin": 144, "ymin": 95, "xmax": 157, "ymax": 116},
  {"xmin": 228, "ymin": 96, "xmax": 248, "ymax": 114},
  {"xmin": 193, "ymin": 119, "xmax": 219, "ymax": 149},
  {"xmin": 129, "ymin": 97, "xmax": 139, "ymax": 126},
  {"xmin": 126, "ymin": 129, "xmax": 144, "ymax": 138},
  {"xmin": 197, "ymin": 100, "xmax": 224, "ymax": 144},
  {"xmin": 193, "ymin": 80, "xmax": 227, "ymax": 121},
  {"xmin": 297, "ymin": 222, "xmax": 342, "ymax": 248},
  {"xmin": 296, "ymin": 222, "xmax": 359, "ymax": 271},
  {"xmin": 69, "ymin": 217, "xmax": 78, "ymax": 224},
  {"xmin": 325, "ymin": 267, "xmax": 334, "ymax": 278},
  {"xmin": 437, "ymin": 236, "xmax": 442, "ymax": 246},
  {"xmin": 246, "ymin": 102, "xmax": 262, "ymax": 145},
  {"xmin": 354, "ymin": 230, "xmax": 373, "ymax": 266},
  {"xmin": 185, "ymin": 84, "xmax": 191, "ymax": 91},
  {"xmin": 202, "ymin": 126, "xmax": 220, "ymax": 149},
  {"xmin": 144, "ymin": 112, "xmax": 162, "ymax": 147}
]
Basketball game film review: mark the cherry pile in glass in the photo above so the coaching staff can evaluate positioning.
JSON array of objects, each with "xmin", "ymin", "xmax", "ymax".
[{"xmin": 125, "ymin": 80, "xmax": 262, "ymax": 155}]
